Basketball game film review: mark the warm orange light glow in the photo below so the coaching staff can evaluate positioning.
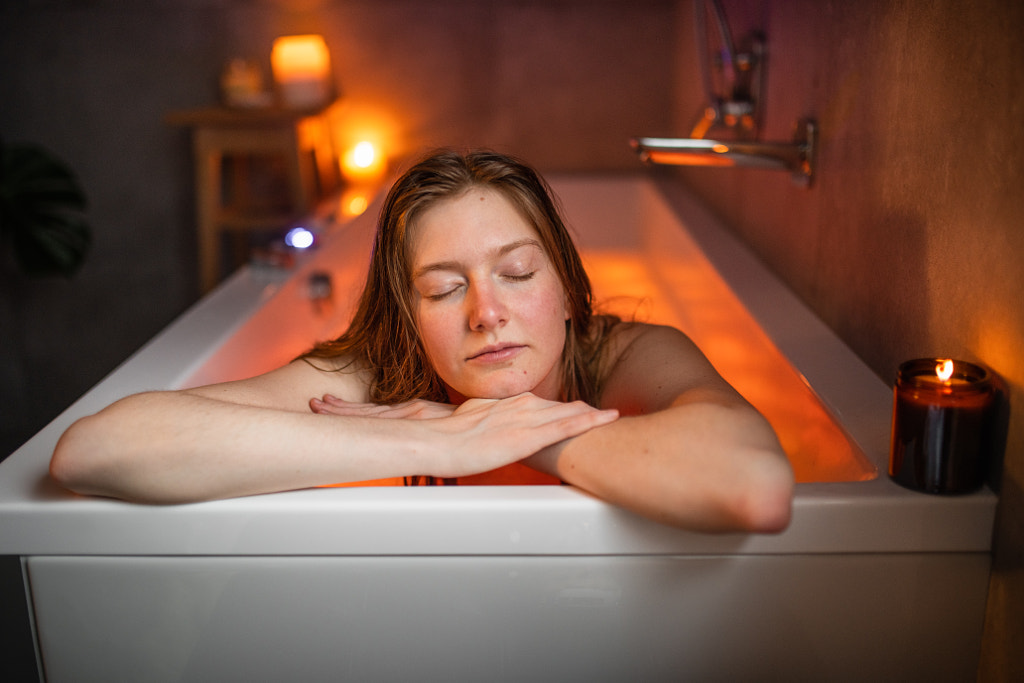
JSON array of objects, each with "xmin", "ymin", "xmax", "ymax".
[
  {"xmin": 271, "ymin": 35, "xmax": 332, "ymax": 108},
  {"xmin": 347, "ymin": 195, "xmax": 368, "ymax": 216},
  {"xmin": 272, "ymin": 35, "xmax": 330, "ymax": 78},
  {"xmin": 338, "ymin": 188, "xmax": 371, "ymax": 218},
  {"xmin": 341, "ymin": 140, "xmax": 387, "ymax": 181},
  {"xmin": 646, "ymin": 151, "xmax": 735, "ymax": 167},
  {"xmin": 326, "ymin": 102, "xmax": 401, "ymax": 185},
  {"xmin": 352, "ymin": 141, "xmax": 376, "ymax": 168},
  {"xmin": 936, "ymin": 359, "xmax": 954, "ymax": 382}
]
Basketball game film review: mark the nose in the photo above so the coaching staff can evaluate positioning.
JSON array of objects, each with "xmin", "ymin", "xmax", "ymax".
[{"xmin": 467, "ymin": 281, "xmax": 508, "ymax": 331}]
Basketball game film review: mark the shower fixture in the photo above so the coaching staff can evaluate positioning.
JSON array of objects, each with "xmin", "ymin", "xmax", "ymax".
[
  {"xmin": 631, "ymin": 0, "xmax": 816, "ymax": 187},
  {"xmin": 691, "ymin": 0, "xmax": 763, "ymax": 140}
]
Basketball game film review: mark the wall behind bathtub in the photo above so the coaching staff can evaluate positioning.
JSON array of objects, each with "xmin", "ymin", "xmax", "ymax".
[
  {"xmin": 0, "ymin": 0, "xmax": 1020, "ymax": 679},
  {"xmin": 0, "ymin": 0, "xmax": 676, "ymax": 455},
  {"xmin": 665, "ymin": 0, "xmax": 1023, "ymax": 680}
]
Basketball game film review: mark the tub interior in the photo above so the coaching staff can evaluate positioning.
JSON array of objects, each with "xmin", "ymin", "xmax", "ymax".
[{"xmin": 181, "ymin": 175, "xmax": 876, "ymax": 485}]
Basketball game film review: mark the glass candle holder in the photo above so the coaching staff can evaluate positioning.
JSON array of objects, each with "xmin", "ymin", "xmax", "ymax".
[{"xmin": 889, "ymin": 358, "xmax": 994, "ymax": 494}]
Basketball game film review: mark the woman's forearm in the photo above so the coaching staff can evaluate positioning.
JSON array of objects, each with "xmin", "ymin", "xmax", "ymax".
[
  {"xmin": 50, "ymin": 390, "xmax": 441, "ymax": 503},
  {"xmin": 50, "ymin": 390, "xmax": 619, "ymax": 504},
  {"xmin": 524, "ymin": 401, "xmax": 794, "ymax": 533}
]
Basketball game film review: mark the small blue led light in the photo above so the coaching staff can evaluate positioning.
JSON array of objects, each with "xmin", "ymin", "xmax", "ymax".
[{"xmin": 285, "ymin": 227, "xmax": 315, "ymax": 249}]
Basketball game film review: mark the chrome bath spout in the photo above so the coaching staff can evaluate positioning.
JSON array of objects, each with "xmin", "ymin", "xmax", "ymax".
[{"xmin": 630, "ymin": 119, "xmax": 816, "ymax": 188}]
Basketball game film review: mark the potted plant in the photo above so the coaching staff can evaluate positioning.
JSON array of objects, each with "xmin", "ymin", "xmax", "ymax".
[{"xmin": 0, "ymin": 138, "xmax": 91, "ymax": 276}]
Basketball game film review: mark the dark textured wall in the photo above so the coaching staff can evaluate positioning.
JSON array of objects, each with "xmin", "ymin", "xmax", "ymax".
[{"xmin": 667, "ymin": 1, "xmax": 1023, "ymax": 679}]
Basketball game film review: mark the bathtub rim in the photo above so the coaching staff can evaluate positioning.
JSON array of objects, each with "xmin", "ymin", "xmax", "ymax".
[{"xmin": 0, "ymin": 172, "xmax": 997, "ymax": 557}]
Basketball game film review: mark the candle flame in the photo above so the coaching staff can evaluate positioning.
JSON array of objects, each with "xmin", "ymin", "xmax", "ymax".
[
  {"xmin": 340, "ymin": 139, "xmax": 387, "ymax": 181},
  {"xmin": 352, "ymin": 141, "xmax": 376, "ymax": 168},
  {"xmin": 935, "ymin": 359, "xmax": 954, "ymax": 382}
]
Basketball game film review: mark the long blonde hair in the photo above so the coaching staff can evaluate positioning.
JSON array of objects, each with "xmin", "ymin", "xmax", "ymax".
[{"xmin": 301, "ymin": 149, "xmax": 616, "ymax": 404}]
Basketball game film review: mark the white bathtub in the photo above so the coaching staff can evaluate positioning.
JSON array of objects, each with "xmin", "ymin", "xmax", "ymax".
[{"xmin": 0, "ymin": 174, "xmax": 996, "ymax": 681}]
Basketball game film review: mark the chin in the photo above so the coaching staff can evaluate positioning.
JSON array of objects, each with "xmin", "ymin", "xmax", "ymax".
[
  {"xmin": 454, "ymin": 379, "xmax": 538, "ymax": 402},
  {"xmin": 472, "ymin": 386, "xmax": 530, "ymax": 400},
  {"xmin": 449, "ymin": 367, "xmax": 560, "ymax": 402}
]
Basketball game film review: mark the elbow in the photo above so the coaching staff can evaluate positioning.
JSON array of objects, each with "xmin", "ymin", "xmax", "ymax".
[
  {"xmin": 50, "ymin": 392, "xmax": 179, "ymax": 502},
  {"xmin": 50, "ymin": 407, "xmax": 138, "ymax": 500},
  {"xmin": 50, "ymin": 395, "xmax": 227, "ymax": 505},
  {"xmin": 50, "ymin": 415, "xmax": 101, "ymax": 495},
  {"xmin": 737, "ymin": 480, "xmax": 794, "ymax": 534},
  {"xmin": 730, "ymin": 456, "xmax": 795, "ymax": 534}
]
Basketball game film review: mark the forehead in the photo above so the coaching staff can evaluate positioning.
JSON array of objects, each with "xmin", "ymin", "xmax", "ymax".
[{"xmin": 408, "ymin": 187, "xmax": 540, "ymax": 261}]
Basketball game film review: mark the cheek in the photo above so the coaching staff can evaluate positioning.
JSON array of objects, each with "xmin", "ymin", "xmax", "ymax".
[
  {"xmin": 414, "ymin": 308, "xmax": 456, "ymax": 365},
  {"xmin": 525, "ymin": 288, "xmax": 570, "ymax": 342}
]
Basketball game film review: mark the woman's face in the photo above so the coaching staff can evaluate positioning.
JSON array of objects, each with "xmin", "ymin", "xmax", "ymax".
[{"xmin": 408, "ymin": 187, "xmax": 569, "ymax": 403}]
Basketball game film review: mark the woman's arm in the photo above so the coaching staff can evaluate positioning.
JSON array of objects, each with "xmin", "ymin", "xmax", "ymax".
[
  {"xmin": 524, "ymin": 324, "xmax": 795, "ymax": 533},
  {"xmin": 50, "ymin": 360, "xmax": 617, "ymax": 503}
]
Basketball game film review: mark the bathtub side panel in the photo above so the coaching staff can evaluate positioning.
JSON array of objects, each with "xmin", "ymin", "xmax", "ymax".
[{"xmin": 29, "ymin": 554, "xmax": 988, "ymax": 682}]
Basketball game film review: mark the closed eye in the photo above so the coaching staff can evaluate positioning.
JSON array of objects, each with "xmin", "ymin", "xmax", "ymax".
[
  {"xmin": 425, "ymin": 287, "xmax": 460, "ymax": 301},
  {"xmin": 504, "ymin": 271, "xmax": 536, "ymax": 283}
]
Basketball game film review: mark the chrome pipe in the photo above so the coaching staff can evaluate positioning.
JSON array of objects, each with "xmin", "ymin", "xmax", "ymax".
[{"xmin": 630, "ymin": 119, "xmax": 816, "ymax": 187}]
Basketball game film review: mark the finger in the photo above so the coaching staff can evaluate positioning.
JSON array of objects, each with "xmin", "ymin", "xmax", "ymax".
[
  {"xmin": 312, "ymin": 397, "xmax": 453, "ymax": 420},
  {"xmin": 493, "ymin": 394, "xmax": 614, "ymax": 424},
  {"xmin": 310, "ymin": 397, "xmax": 384, "ymax": 416},
  {"xmin": 321, "ymin": 394, "xmax": 363, "ymax": 406},
  {"xmin": 535, "ymin": 405, "xmax": 619, "ymax": 437},
  {"xmin": 503, "ymin": 403, "xmax": 619, "ymax": 453},
  {"xmin": 369, "ymin": 403, "xmax": 425, "ymax": 419}
]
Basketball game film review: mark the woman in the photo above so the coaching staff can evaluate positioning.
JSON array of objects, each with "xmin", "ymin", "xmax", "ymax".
[{"xmin": 50, "ymin": 149, "xmax": 794, "ymax": 533}]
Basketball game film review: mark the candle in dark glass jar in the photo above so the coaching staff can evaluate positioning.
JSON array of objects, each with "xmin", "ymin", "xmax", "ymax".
[{"xmin": 889, "ymin": 358, "xmax": 994, "ymax": 494}]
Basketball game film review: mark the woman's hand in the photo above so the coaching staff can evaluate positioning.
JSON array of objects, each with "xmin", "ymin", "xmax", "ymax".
[
  {"xmin": 311, "ymin": 395, "xmax": 455, "ymax": 420},
  {"xmin": 443, "ymin": 395, "xmax": 618, "ymax": 473},
  {"xmin": 310, "ymin": 392, "xmax": 620, "ymax": 479}
]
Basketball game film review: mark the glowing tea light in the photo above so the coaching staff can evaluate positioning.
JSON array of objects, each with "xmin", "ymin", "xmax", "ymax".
[
  {"xmin": 271, "ymin": 35, "xmax": 332, "ymax": 109},
  {"xmin": 353, "ymin": 141, "xmax": 376, "ymax": 168},
  {"xmin": 936, "ymin": 359, "xmax": 954, "ymax": 382},
  {"xmin": 341, "ymin": 140, "xmax": 387, "ymax": 181},
  {"xmin": 889, "ymin": 358, "xmax": 995, "ymax": 494}
]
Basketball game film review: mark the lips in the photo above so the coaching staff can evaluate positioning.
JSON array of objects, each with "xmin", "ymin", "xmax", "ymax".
[{"xmin": 467, "ymin": 343, "xmax": 526, "ymax": 363}]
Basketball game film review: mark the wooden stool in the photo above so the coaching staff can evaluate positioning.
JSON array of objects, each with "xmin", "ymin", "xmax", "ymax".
[{"xmin": 167, "ymin": 100, "xmax": 341, "ymax": 293}]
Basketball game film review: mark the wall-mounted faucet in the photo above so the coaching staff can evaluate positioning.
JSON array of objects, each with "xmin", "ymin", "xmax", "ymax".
[
  {"xmin": 630, "ymin": 0, "xmax": 817, "ymax": 188},
  {"xmin": 631, "ymin": 120, "xmax": 816, "ymax": 188}
]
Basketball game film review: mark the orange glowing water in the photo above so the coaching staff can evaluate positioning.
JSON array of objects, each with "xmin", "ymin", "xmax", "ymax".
[{"xmin": 582, "ymin": 251, "xmax": 875, "ymax": 485}]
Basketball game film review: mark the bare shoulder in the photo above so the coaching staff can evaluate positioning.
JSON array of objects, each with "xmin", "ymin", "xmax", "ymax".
[
  {"xmin": 598, "ymin": 322, "xmax": 741, "ymax": 413},
  {"xmin": 183, "ymin": 355, "xmax": 372, "ymax": 412}
]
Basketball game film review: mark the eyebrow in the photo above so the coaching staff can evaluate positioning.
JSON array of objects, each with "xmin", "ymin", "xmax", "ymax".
[{"xmin": 412, "ymin": 238, "xmax": 543, "ymax": 280}]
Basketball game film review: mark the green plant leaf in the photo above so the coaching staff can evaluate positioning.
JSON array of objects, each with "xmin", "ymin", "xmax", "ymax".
[
  {"xmin": 1, "ymin": 144, "xmax": 87, "ymax": 211},
  {"xmin": 11, "ymin": 212, "xmax": 91, "ymax": 275},
  {"xmin": 1, "ymin": 142, "xmax": 92, "ymax": 276}
]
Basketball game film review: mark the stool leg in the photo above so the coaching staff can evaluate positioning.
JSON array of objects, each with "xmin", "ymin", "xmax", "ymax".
[
  {"xmin": 285, "ymin": 127, "xmax": 313, "ymax": 215},
  {"xmin": 195, "ymin": 138, "xmax": 223, "ymax": 294}
]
